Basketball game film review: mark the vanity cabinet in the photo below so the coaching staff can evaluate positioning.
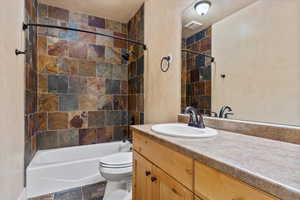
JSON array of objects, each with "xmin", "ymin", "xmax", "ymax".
[
  {"xmin": 133, "ymin": 131, "xmax": 279, "ymax": 200},
  {"xmin": 133, "ymin": 152, "xmax": 193, "ymax": 200}
]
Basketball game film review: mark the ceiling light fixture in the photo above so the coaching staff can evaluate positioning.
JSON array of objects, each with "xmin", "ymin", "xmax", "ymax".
[{"xmin": 194, "ymin": 1, "xmax": 211, "ymax": 16}]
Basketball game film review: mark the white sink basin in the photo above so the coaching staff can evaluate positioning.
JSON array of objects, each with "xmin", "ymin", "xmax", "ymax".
[{"xmin": 151, "ymin": 123, "xmax": 218, "ymax": 138}]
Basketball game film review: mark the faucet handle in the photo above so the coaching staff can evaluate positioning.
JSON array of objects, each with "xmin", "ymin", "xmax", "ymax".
[
  {"xmin": 211, "ymin": 112, "xmax": 218, "ymax": 117},
  {"xmin": 224, "ymin": 113, "xmax": 234, "ymax": 119}
]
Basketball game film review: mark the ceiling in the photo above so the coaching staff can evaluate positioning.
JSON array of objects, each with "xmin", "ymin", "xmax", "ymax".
[
  {"xmin": 39, "ymin": 0, "xmax": 145, "ymax": 23},
  {"xmin": 182, "ymin": 0, "xmax": 259, "ymax": 38}
]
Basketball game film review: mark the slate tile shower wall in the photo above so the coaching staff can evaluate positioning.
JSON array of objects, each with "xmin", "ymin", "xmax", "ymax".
[
  {"xmin": 24, "ymin": 0, "xmax": 38, "ymax": 170},
  {"xmin": 181, "ymin": 27, "xmax": 212, "ymax": 115},
  {"xmin": 128, "ymin": 5, "xmax": 144, "ymax": 126},
  {"xmin": 36, "ymin": 3, "xmax": 130, "ymax": 149}
]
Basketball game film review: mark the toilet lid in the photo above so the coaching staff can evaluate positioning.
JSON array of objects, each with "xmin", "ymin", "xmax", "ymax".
[{"xmin": 99, "ymin": 152, "xmax": 132, "ymax": 167}]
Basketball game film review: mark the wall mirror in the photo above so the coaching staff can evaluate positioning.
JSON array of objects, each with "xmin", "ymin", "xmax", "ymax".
[{"xmin": 181, "ymin": 0, "xmax": 300, "ymax": 126}]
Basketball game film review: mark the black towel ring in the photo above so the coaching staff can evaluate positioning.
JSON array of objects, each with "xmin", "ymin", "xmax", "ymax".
[{"xmin": 160, "ymin": 56, "xmax": 171, "ymax": 72}]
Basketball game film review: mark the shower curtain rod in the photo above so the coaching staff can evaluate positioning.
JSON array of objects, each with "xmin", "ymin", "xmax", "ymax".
[
  {"xmin": 182, "ymin": 49, "xmax": 215, "ymax": 63},
  {"xmin": 22, "ymin": 23, "xmax": 147, "ymax": 50}
]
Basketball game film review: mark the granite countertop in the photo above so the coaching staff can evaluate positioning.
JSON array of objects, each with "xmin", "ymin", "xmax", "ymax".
[{"xmin": 131, "ymin": 124, "xmax": 300, "ymax": 200}]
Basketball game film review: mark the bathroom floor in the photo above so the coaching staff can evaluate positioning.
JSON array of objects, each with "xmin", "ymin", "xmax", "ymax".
[{"xmin": 29, "ymin": 181, "xmax": 106, "ymax": 200}]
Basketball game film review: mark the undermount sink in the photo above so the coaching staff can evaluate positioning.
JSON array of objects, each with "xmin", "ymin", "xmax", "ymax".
[{"xmin": 151, "ymin": 123, "xmax": 218, "ymax": 138}]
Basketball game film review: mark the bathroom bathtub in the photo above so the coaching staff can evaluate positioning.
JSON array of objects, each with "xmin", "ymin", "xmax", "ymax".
[{"xmin": 26, "ymin": 141, "xmax": 131, "ymax": 198}]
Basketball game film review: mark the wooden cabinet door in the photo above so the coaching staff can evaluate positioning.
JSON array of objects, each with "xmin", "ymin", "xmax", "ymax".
[
  {"xmin": 151, "ymin": 165, "xmax": 193, "ymax": 200},
  {"xmin": 194, "ymin": 195, "xmax": 205, "ymax": 200},
  {"xmin": 133, "ymin": 152, "xmax": 153, "ymax": 200}
]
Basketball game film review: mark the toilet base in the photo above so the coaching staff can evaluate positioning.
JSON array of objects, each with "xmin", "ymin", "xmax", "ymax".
[{"xmin": 103, "ymin": 180, "xmax": 132, "ymax": 200}]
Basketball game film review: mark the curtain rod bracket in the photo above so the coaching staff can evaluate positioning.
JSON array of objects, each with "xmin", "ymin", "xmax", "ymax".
[
  {"xmin": 15, "ymin": 49, "xmax": 27, "ymax": 55},
  {"xmin": 23, "ymin": 23, "xmax": 28, "ymax": 30}
]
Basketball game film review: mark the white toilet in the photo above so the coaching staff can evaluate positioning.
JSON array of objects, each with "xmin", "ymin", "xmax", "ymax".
[{"xmin": 99, "ymin": 151, "xmax": 133, "ymax": 200}]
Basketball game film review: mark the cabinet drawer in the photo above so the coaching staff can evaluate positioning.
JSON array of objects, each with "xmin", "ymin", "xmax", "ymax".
[
  {"xmin": 194, "ymin": 162, "xmax": 279, "ymax": 200},
  {"xmin": 133, "ymin": 131, "xmax": 193, "ymax": 190}
]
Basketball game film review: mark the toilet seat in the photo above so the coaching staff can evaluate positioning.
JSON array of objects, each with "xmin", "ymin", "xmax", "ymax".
[{"xmin": 99, "ymin": 152, "xmax": 133, "ymax": 182}]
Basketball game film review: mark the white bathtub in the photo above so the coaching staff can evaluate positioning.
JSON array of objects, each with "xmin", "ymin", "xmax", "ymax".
[{"xmin": 26, "ymin": 141, "xmax": 131, "ymax": 198}]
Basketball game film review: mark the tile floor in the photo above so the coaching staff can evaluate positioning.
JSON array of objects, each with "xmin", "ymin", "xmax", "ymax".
[{"xmin": 30, "ymin": 181, "xmax": 106, "ymax": 200}]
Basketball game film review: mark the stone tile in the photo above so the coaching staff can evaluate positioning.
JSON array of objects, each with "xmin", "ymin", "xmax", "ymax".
[
  {"xmin": 68, "ymin": 41, "xmax": 87, "ymax": 59},
  {"xmin": 69, "ymin": 111, "xmax": 88, "ymax": 129},
  {"xmin": 79, "ymin": 128, "xmax": 97, "ymax": 145},
  {"xmin": 58, "ymin": 129, "xmax": 79, "ymax": 148},
  {"xmin": 137, "ymin": 94, "xmax": 144, "ymax": 112},
  {"xmin": 48, "ymin": 37, "xmax": 68, "ymax": 57},
  {"xmin": 96, "ymin": 29, "xmax": 113, "ymax": 47},
  {"xmin": 79, "ymin": 25, "xmax": 96, "ymax": 44},
  {"xmin": 97, "ymin": 128, "xmax": 113, "ymax": 143},
  {"xmin": 88, "ymin": 16, "xmax": 105, "ymax": 28},
  {"xmin": 48, "ymin": 75, "xmax": 68, "ymax": 93},
  {"xmin": 106, "ymin": 19, "xmax": 122, "ymax": 32},
  {"xmin": 105, "ymin": 111, "xmax": 121, "ymax": 126},
  {"xmin": 78, "ymin": 60, "xmax": 96, "ymax": 76},
  {"xmin": 58, "ymin": 24, "xmax": 79, "ymax": 41},
  {"xmin": 96, "ymin": 62, "xmax": 112, "ymax": 79},
  {"xmin": 26, "ymin": 66, "xmax": 36, "ymax": 91},
  {"xmin": 31, "ymin": 134, "xmax": 37, "ymax": 154},
  {"xmin": 69, "ymin": 77, "xmax": 87, "ymax": 94},
  {"xmin": 79, "ymin": 95, "xmax": 97, "ymax": 110},
  {"xmin": 82, "ymin": 182, "xmax": 106, "ymax": 199},
  {"xmin": 113, "ymin": 95, "xmax": 128, "ymax": 110},
  {"xmin": 120, "ymin": 80, "xmax": 128, "ymax": 95},
  {"xmin": 128, "ymin": 78, "xmax": 136, "ymax": 94},
  {"xmin": 88, "ymin": 44, "xmax": 105, "ymax": 61},
  {"xmin": 37, "ymin": 131, "xmax": 59, "ymax": 150},
  {"xmin": 59, "ymin": 94, "xmax": 79, "ymax": 111},
  {"xmin": 38, "ymin": 93, "xmax": 59, "ymax": 112},
  {"xmin": 48, "ymin": 5, "xmax": 69, "ymax": 21},
  {"xmin": 113, "ymin": 32, "xmax": 127, "ymax": 49},
  {"xmin": 105, "ymin": 47, "xmax": 122, "ymax": 64},
  {"xmin": 54, "ymin": 187, "xmax": 82, "ymax": 200},
  {"xmin": 97, "ymin": 95, "xmax": 113, "ymax": 110},
  {"xmin": 37, "ymin": 4, "xmax": 48, "ymax": 18},
  {"xmin": 113, "ymin": 126, "xmax": 128, "ymax": 141},
  {"xmin": 57, "ymin": 57, "xmax": 79, "ymax": 75},
  {"xmin": 26, "ymin": 91, "xmax": 36, "ymax": 114},
  {"xmin": 37, "ymin": 17, "xmax": 59, "ymax": 37},
  {"xmin": 70, "ymin": 12, "xmax": 88, "ymax": 25},
  {"xmin": 128, "ymin": 95, "xmax": 136, "ymax": 111},
  {"xmin": 137, "ymin": 56, "xmax": 144, "ymax": 75},
  {"xmin": 87, "ymin": 77, "xmax": 105, "ymax": 95},
  {"xmin": 112, "ymin": 64, "xmax": 128, "ymax": 80},
  {"xmin": 128, "ymin": 61, "xmax": 137, "ymax": 78},
  {"xmin": 35, "ymin": 112, "xmax": 47, "ymax": 131},
  {"xmin": 68, "ymin": 76, "xmax": 87, "ymax": 94},
  {"xmin": 105, "ymin": 79, "xmax": 120, "ymax": 94},
  {"xmin": 38, "ymin": 55, "xmax": 58, "ymax": 74},
  {"xmin": 48, "ymin": 112, "xmax": 68, "ymax": 130},
  {"xmin": 121, "ymin": 111, "xmax": 128, "ymax": 126},
  {"xmin": 140, "ymin": 112, "xmax": 144, "ymax": 124},
  {"xmin": 38, "ymin": 73, "xmax": 48, "ymax": 93},
  {"xmin": 37, "ymin": 36, "xmax": 47, "ymax": 55},
  {"xmin": 88, "ymin": 111, "xmax": 105, "ymax": 128}
]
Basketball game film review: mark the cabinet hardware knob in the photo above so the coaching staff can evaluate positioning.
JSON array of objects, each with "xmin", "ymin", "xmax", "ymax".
[
  {"xmin": 145, "ymin": 171, "xmax": 151, "ymax": 176},
  {"xmin": 151, "ymin": 176, "xmax": 157, "ymax": 182},
  {"xmin": 171, "ymin": 188, "xmax": 178, "ymax": 194}
]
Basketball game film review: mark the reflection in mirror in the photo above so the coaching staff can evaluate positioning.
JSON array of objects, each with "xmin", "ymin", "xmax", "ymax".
[{"xmin": 181, "ymin": 0, "xmax": 300, "ymax": 126}]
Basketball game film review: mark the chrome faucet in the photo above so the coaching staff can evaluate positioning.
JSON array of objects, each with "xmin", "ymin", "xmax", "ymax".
[
  {"xmin": 184, "ymin": 106, "xmax": 205, "ymax": 128},
  {"xmin": 218, "ymin": 106, "xmax": 234, "ymax": 118}
]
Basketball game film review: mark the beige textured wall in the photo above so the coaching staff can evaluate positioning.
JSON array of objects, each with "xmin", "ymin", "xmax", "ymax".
[
  {"xmin": 212, "ymin": 0, "xmax": 300, "ymax": 126},
  {"xmin": 144, "ymin": 0, "xmax": 194, "ymax": 123},
  {"xmin": 0, "ymin": 0, "xmax": 25, "ymax": 199}
]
